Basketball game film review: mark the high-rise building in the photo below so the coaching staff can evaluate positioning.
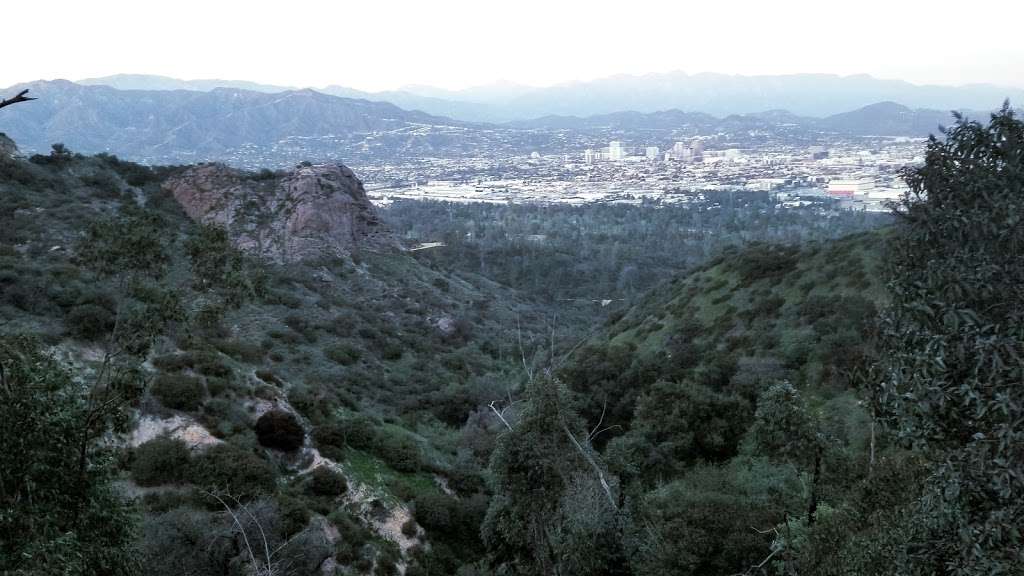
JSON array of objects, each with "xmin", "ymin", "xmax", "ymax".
[
  {"xmin": 584, "ymin": 149, "xmax": 595, "ymax": 164},
  {"xmin": 691, "ymin": 138, "xmax": 704, "ymax": 160},
  {"xmin": 645, "ymin": 146, "xmax": 660, "ymax": 160},
  {"xmin": 609, "ymin": 141, "xmax": 624, "ymax": 161}
]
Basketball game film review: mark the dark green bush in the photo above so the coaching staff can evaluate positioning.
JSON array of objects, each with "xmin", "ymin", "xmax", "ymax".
[
  {"xmin": 190, "ymin": 443, "xmax": 276, "ymax": 498},
  {"xmin": 308, "ymin": 466, "xmax": 347, "ymax": 497},
  {"xmin": 151, "ymin": 373, "xmax": 206, "ymax": 411},
  {"xmin": 151, "ymin": 353, "xmax": 195, "ymax": 372},
  {"xmin": 65, "ymin": 303, "xmax": 116, "ymax": 341},
  {"xmin": 255, "ymin": 409, "xmax": 305, "ymax": 452},
  {"xmin": 325, "ymin": 341, "xmax": 362, "ymax": 366},
  {"xmin": 131, "ymin": 436, "xmax": 192, "ymax": 486},
  {"xmin": 376, "ymin": 432, "xmax": 421, "ymax": 473}
]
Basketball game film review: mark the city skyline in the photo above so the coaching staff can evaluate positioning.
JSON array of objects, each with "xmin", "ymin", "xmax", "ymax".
[{"xmin": 3, "ymin": 0, "xmax": 1023, "ymax": 92}]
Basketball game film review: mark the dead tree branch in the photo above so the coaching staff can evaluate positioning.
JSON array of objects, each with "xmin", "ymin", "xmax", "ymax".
[
  {"xmin": 489, "ymin": 400, "xmax": 514, "ymax": 431},
  {"xmin": 560, "ymin": 419, "xmax": 616, "ymax": 508},
  {"xmin": 0, "ymin": 89, "xmax": 36, "ymax": 111}
]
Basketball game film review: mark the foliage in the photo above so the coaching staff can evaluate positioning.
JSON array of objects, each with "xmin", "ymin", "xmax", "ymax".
[
  {"xmin": 255, "ymin": 409, "xmax": 306, "ymax": 452},
  {"xmin": 607, "ymin": 379, "xmax": 752, "ymax": 482},
  {"xmin": 0, "ymin": 336, "xmax": 139, "ymax": 576},
  {"xmin": 185, "ymin": 223, "xmax": 266, "ymax": 307},
  {"xmin": 189, "ymin": 443, "xmax": 277, "ymax": 499},
  {"xmin": 482, "ymin": 376, "xmax": 627, "ymax": 575},
  {"xmin": 631, "ymin": 458, "xmax": 803, "ymax": 576},
  {"xmin": 307, "ymin": 466, "xmax": 348, "ymax": 497},
  {"xmin": 131, "ymin": 436, "xmax": 192, "ymax": 486},
  {"xmin": 872, "ymin": 105, "xmax": 1024, "ymax": 574},
  {"xmin": 77, "ymin": 204, "xmax": 169, "ymax": 279},
  {"xmin": 151, "ymin": 373, "xmax": 207, "ymax": 412}
]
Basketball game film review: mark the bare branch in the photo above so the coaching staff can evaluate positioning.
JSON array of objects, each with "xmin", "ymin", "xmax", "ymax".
[
  {"xmin": 588, "ymin": 400, "xmax": 608, "ymax": 441},
  {"xmin": 489, "ymin": 400, "xmax": 514, "ymax": 431},
  {"xmin": 0, "ymin": 89, "xmax": 36, "ymax": 111},
  {"xmin": 560, "ymin": 420, "xmax": 616, "ymax": 508},
  {"xmin": 205, "ymin": 491, "xmax": 261, "ymax": 572}
]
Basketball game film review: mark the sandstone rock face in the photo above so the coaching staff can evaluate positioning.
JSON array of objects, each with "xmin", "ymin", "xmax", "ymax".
[{"xmin": 164, "ymin": 162, "xmax": 386, "ymax": 262}]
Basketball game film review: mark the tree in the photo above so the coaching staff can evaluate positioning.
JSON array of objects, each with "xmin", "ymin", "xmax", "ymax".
[
  {"xmin": 874, "ymin": 104, "xmax": 1024, "ymax": 574},
  {"xmin": 481, "ymin": 376, "xmax": 627, "ymax": 576},
  {"xmin": 0, "ymin": 335, "xmax": 138, "ymax": 575},
  {"xmin": 747, "ymin": 381, "xmax": 827, "ymax": 528},
  {"xmin": 185, "ymin": 223, "xmax": 266, "ymax": 307},
  {"xmin": 608, "ymin": 379, "xmax": 752, "ymax": 483}
]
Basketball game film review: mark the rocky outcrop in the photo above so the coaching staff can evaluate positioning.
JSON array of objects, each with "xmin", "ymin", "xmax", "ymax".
[
  {"xmin": 0, "ymin": 133, "xmax": 18, "ymax": 159},
  {"xmin": 163, "ymin": 162, "xmax": 387, "ymax": 263}
]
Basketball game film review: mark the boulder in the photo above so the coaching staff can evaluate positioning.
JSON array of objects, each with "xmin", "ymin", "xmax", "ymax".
[{"xmin": 163, "ymin": 162, "xmax": 387, "ymax": 263}]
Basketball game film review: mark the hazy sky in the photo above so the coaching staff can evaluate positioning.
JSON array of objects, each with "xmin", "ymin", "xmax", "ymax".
[{"xmin": 4, "ymin": 0, "xmax": 1022, "ymax": 91}]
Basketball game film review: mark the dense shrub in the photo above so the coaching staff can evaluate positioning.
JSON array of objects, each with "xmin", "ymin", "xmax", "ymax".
[
  {"xmin": 376, "ymin": 432, "xmax": 422, "ymax": 473},
  {"xmin": 190, "ymin": 443, "xmax": 276, "ymax": 498},
  {"xmin": 733, "ymin": 244, "xmax": 800, "ymax": 286},
  {"xmin": 151, "ymin": 373, "xmax": 206, "ymax": 411},
  {"xmin": 313, "ymin": 413, "xmax": 378, "ymax": 453},
  {"xmin": 151, "ymin": 353, "xmax": 195, "ymax": 372},
  {"xmin": 65, "ymin": 303, "xmax": 116, "ymax": 341},
  {"xmin": 255, "ymin": 409, "xmax": 305, "ymax": 451},
  {"xmin": 308, "ymin": 466, "xmax": 347, "ymax": 497},
  {"xmin": 325, "ymin": 341, "xmax": 362, "ymax": 365},
  {"xmin": 131, "ymin": 437, "xmax": 192, "ymax": 486}
]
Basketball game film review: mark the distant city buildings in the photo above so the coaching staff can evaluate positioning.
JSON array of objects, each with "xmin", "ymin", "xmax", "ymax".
[
  {"xmin": 827, "ymin": 179, "xmax": 875, "ymax": 197},
  {"xmin": 609, "ymin": 141, "xmax": 624, "ymax": 161}
]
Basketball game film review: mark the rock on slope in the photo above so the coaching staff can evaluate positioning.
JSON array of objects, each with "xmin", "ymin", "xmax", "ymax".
[{"xmin": 164, "ymin": 162, "xmax": 388, "ymax": 263}]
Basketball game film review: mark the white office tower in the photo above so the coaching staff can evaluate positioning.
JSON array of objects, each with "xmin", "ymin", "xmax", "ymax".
[
  {"xmin": 691, "ymin": 138, "xmax": 704, "ymax": 159},
  {"xmin": 672, "ymin": 141, "xmax": 688, "ymax": 159},
  {"xmin": 584, "ymin": 148, "xmax": 595, "ymax": 164},
  {"xmin": 645, "ymin": 146, "xmax": 660, "ymax": 160},
  {"xmin": 609, "ymin": 141, "xmax": 624, "ymax": 161}
]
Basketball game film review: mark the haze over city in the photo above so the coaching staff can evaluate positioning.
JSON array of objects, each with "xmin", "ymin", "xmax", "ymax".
[{"xmin": 5, "ymin": 0, "xmax": 1023, "ymax": 91}]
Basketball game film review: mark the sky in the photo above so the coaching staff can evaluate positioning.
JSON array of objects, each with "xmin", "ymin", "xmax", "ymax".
[{"xmin": 4, "ymin": 0, "xmax": 1022, "ymax": 91}]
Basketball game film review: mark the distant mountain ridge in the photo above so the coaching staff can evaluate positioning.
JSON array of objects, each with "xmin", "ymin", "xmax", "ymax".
[
  {"xmin": 496, "ymin": 71, "xmax": 1022, "ymax": 119},
  {"xmin": 71, "ymin": 72, "xmax": 1023, "ymax": 122},
  {"xmin": 512, "ymin": 101, "xmax": 978, "ymax": 136},
  {"xmin": 78, "ymin": 73, "xmax": 296, "ymax": 94},
  {"xmin": 0, "ymin": 79, "xmax": 1007, "ymax": 167},
  {"xmin": 0, "ymin": 80, "xmax": 464, "ymax": 164},
  {"xmin": 80, "ymin": 74, "xmax": 505, "ymax": 123}
]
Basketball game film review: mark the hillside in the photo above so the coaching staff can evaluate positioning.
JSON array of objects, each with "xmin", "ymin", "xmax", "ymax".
[
  {"xmin": 0, "ymin": 141, "xmax": 553, "ymax": 574},
  {"xmin": 562, "ymin": 230, "xmax": 887, "ymax": 434},
  {"xmin": 556, "ymin": 231, "xmax": 893, "ymax": 574}
]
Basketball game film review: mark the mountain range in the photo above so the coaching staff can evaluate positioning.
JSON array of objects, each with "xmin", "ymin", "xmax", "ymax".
[
  {"xmin": 0, "ymin": 80, "xmax": 465, "ymax": 164},
  {"xmin": 77, "ymin": 72, "xmax": 1023, "ymax": 122},
  {"xmin": 0, "ymin": 78, "xmax": 1007, "ymax": 166}
]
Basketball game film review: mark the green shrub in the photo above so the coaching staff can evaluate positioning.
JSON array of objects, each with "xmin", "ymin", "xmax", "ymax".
[
  {"xmin": 401, "ymin": 518, "xmax": 418, "ymax": 538},
  {"xmin": 131, "ymin": 437, "xmax": 192, "ymax": 486},
  {"xmin": 151, "ymin": 353, "xmax": 195, "ymax": 372},
  {"xmin": 314, "ymin": 414, "xmax": 378, "ymax": 453},
  {"xmin": 325, "ymin": 341, "xmax": 362, "ymax": 366},
  {"xmin": 376, "ymin": 432, "xmax": 421, "ymax": 473},
  {"xmin": 194, "ymin": 354, "xmax": 233, "ymax": 379},
  {"xmin": 190, "ymin": 443, "xmax": 276, "ymax": 498},
  {"xmin": 308, "ymin": 466, "xmax": 347, "ymax": 497},
  {"xmin": 65, "ymin": 303, "xmax": 116, "ymax": 341},
  {"xmin": 151, "ymin": 373, "xmax": 206, "ymax": 411},
  {"xmin": 255, "ymin": 409, "xmax": 305, "ymax": 452}
]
